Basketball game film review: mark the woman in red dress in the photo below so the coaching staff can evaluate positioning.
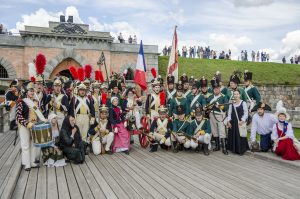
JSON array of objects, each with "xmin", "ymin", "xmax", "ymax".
[
  {"xmin": 109, "ymin": 96, "xmax": 130, "ymax": 154},
  {"xmin": 271, "ymin": 110, "xmax": 300, "ymax": 161}
]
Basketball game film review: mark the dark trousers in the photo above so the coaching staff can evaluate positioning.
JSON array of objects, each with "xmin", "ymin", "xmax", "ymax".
[{"xmin": 260, "ymin": 133, "xmax": 272, "ymax": 152}]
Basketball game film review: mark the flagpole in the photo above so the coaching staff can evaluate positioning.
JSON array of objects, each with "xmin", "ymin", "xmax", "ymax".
[{"xmin": 166, "ymin": 25, "xmax": 178, "ymax": 85}]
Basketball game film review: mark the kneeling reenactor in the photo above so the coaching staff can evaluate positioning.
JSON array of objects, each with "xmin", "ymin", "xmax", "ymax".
[
  {"xmin": 171, "ymin": 105, "xmax": 190, "ymax": 153},
  {"xmin": 149, "ymin": 104, "xmax": 172, "ymax": 152},
  {"xmin": 88, "ymin": 97, "xmax": 114, "ymax": 155},
  {"xmin": 187, "ymin": 104, "xmax": 211, "ymax": 155}
]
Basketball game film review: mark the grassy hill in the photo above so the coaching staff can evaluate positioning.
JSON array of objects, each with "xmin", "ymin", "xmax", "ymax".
[{"xmin": 158, "ymin": 56, "xmax": 300, "ymax": 85}]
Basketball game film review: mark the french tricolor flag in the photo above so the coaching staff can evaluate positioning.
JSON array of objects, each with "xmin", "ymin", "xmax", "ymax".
[{"xmin": 134, "ymin": 40, "xmax": 147, "ymax": 90}]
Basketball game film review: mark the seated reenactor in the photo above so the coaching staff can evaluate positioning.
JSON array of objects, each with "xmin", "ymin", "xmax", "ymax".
[
  {"xmin": 171, "ymin": 105, "xmax": 190, "ymax": 153},
  {"xmin": 186, "ymin": 104, "xmax": 211, "ymax": 155}
]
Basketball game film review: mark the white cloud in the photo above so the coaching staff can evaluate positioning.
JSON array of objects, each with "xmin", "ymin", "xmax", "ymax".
[
  {"xmin": 229, "ymin": 0, "xmax": 275, "ymax": 7},
  {"xmin": 11, "ymin": 6, "xmax": 83, "ymax": 34},
  {"xmin": 88, "ymin": 17, "xmax": 140, "ymax": 42},
  {"xmin": 279, "ymin": 30, "xmax": 300, "ymax": 58}
]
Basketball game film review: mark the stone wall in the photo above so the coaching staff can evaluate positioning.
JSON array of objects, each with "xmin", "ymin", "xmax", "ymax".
[{"xmin": 258, "ymin": 85, "xmax": 300, "ymax": 127}]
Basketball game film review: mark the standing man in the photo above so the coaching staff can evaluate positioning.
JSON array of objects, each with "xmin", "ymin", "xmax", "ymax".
[
  {"xmin": 244, "ymin": 70, "xmax": 261, "ymax": 111},
  {"xmin": 187, "ymin": 81, "xmax": 206, "ymax": 119},
  {"xmin": 227, "ymin": 72, "xmax": 247, "ymax": 102},
  {"xmin": 207, "ymin": 77, "xmax": 229, "ymax": 154},
  {"xmin": 145, "ymin": 78, "xmax": 161, "ymax": 121},
  {"xmin": 16, "ymin": 81, "xmax": 47, "ymax": 171},
  {"xmin": 69, "ymin": 82, "xmax": 95, "ymax": 141},
  {"xmin": 168, "ymin": 81, "xmax": 190, "ymax": 119},
  {"xmin": 199, "ymin": 76, "xmax": 212, "ymax": 105},
  {"xmin": 46, "ymin": 78, "xmax": 69, "ymax": 127},
  {"xmin": 5, "ymin": 79, "xmax": 19, "ymax": 130},
  {"xmin": 181, "ymin": 74, "xmax": 191, "ymax": 98},
  {"xmin": 34, "ymin": 74, "xmax": 48, "ymax": 116},
  {"xmin": 214, "ymin": 71, "xmax": 228, "ymax": 96},
  {"xmin": 166, "ymin": 74, "xmax": 176, "ymax": 106},
  {"xmin": 250, "ymin": 102, "xmax": 277, "ymax": 152}
]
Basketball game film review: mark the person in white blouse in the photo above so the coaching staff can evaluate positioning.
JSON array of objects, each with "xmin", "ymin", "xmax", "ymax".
[
  {"xmin": 227, "ymin": 90, "xmax": 249, "ymax": 155},
  {"xmin": 271, "ymin": 109, "xmax": 300, "ymax": 160},
  {"xmin": 250, "ymin": 102, "xmax": 277, "ymax": 152}
]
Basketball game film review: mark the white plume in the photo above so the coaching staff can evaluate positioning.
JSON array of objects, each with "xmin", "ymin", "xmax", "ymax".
[
  {"xmin": 276, "ymin": 100, "xmax": 286, "ymax": 112},
  {"xmin": 28, "ymin": 62, "xmax": 36, "ymax": 78}
]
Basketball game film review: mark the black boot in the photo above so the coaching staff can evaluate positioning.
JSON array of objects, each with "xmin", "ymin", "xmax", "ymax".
[
  {"xmin": 172, "ymin": 141, "xmax": 178, "ymax": 153},
  {"xmin": 195, "ymin": 145, "xmax": 200, "ymax": 153},
  {"xmin": 10, "ymin": 120, "xmax": 17, "ymax": 130},
  {"xmin": 213, "ymin": 137, "xmax": 220, "ymax": 151},
  {"xmin": 149, "ymin": 143, "xmax": 158, "ymax": 152},
  {"xmin": 221, "ymin": 138, "xmax": 228, "ymax": 155},
  {"xmin": 203, "ymin": 144, "xmax": 209, "ymax": 156}
]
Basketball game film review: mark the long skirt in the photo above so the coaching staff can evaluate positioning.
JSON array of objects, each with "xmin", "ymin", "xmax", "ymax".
[
  {"xmin": 113, "ymin": 123, "xmax": 130, "ymax": 153},
  {"xmin": 62, "ymin": 141, "xmax": 87, "ymax": 164},
  {"xmin": 227, "ymin": 120, "xmax": 249, "ymax": 155},
  {"xmin": 275, "ymin": 138, "xmax": 300, "ymax": 161}
]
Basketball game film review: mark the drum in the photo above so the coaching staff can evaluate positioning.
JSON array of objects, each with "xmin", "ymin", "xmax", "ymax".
[{"xmin": 31, "ymin": 122, "xmax": 54, "ymax": 148}]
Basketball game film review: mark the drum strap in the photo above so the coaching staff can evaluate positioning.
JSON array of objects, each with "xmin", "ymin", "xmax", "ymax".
[
  {"xmin": 183, "ymin": 90, "xmax": 191, "ymax": 98},
  {"xmin": 157, "ymin": 119, "xmax": 168, "ymax": 133},
  {"xmin": 167, "ymin": 89, "xmax": 176, "ymax": 100},
  {"xmin": 23, "ymin": 98, "xmax": 46, "ymax": 122},
  {"xmin": 150, "ymin": 94, "xmax": 159, "ymax": 109},
  {"xmin": 194, "ymin": 120, "xmax": 205, "ymax": 135}
]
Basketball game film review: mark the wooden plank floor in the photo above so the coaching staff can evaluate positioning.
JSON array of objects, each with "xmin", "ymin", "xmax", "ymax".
[{"xmin": 9, "ymin": 136, "xmax": 300, "ymax": 199}]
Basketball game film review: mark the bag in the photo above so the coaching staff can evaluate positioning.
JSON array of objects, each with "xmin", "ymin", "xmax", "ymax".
[
  {"xmin": 232, "ymin": 103, "xmax": 247, "ymax": 138},
  {"xmin": 293, "ymin": 138, "xmax": 300, "ymax": 155}
]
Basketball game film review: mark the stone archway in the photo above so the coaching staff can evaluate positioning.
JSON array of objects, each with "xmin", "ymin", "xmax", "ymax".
[
  {"xmin": 0, "ymin": 57, "xmax": 17, "ymax": 79},
  {"xmin": 49, "ymin": 57, "xmax": 81, "ymax": 79},
  {"xmin": 44, "ymin": 48, "xmax": 87, "ymax": 79}
]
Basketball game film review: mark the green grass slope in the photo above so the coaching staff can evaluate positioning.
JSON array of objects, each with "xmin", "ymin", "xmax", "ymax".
[{"xmin": 158, "ymin": 56, "xmax": 300, "ymax": 85}]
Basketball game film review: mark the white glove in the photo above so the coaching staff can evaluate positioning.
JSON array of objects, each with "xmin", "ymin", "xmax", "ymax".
[
  {"xmin": 114, "ymin": 127, "xmax": 118, "ymax": 133},
  {"xmin": 90, "ymin": 118, "xmax": 95, "ymax": 125}
]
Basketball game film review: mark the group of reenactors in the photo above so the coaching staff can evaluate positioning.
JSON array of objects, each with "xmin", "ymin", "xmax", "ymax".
[{"xmin": 4, "ymin": 53, "xmax": 263, "ymax": 170}]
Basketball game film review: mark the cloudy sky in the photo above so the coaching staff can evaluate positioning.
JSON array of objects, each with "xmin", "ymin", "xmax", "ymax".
[{"xmin": 1, "ymin": 0, "xmax": 300, "ymax": 61}]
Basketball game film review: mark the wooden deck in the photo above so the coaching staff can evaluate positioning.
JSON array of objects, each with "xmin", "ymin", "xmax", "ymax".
[{"xmin": 1, "ymin": 130, "xmax": 300, "ymax": 199}]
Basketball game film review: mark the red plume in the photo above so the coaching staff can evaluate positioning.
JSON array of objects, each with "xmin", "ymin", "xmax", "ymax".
[
  {"xmin": 69, "ymin": 66, "xmax": 78, "ymax": 80},
  {"xmin": 95, "ymin": 70, "xmax": 101, "ymax": 81},
  {"xmin": 160, "ymin": 91, "xmax": 166, "ymax": 106},
  {"xmin": 84, "ymin": 64, "xmax": 92, "ymax": 79},
  {"xmin": 30, "ymin": 76, "xmax": 36, "ymax": 84},
  {"xmin": 35, "ymin": 53, "xmax": 46, "ymax": 74},
  {"xmin": 151, "ymin": 67, "xmax": 157, "ymax": 78},
  {"xmin": 77, "ymin": 67, "xmax": 85, "ymax": 82},
  {"xmin": 99, "ymin": 70, "xmax": 104, "ymax": 83},
  {"xmin": 101, "ymin": 93, "xmax": 107, "ymax": 105}
]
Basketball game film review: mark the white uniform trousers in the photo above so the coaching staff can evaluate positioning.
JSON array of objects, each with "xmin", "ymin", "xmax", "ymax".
[
  {"xmin": 209, "ymin": 112, "xmax": 227, "ymax": 138},
  {"xmin": 19, "ymin": 125, "xmax": 37, "ymax": 169},
  {"xmin": 92, "ymin": 132, "xmax": 114, "ymax": 155},
  {"xmin": 76, "ymin": 114, "xmax": 90, "ymax": 141},
  {"xmin": 184, "ymin": 133, "xmax": 212, "ymax": 149}
]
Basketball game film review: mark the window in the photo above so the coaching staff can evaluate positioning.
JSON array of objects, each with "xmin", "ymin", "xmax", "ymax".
[{"xmin": 0, "ymin": 65, "xmax": 8, "ymax": 78}]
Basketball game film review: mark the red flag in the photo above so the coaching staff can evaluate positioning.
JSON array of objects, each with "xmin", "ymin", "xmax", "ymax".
[{"xmin": 167, "ymin": 26, "xmax": 178, "ymax": 82}]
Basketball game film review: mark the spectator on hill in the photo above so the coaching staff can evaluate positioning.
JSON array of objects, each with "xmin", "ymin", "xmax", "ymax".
[
  {"xmin": 252, "ymin": 51, "xmax": 255, "ymax": 62},
  {"xmin": 266, "ymin": 53, "xmax": 270, "ymax": 62},
  {"xmin": 200, "ymin": 47, "xmax": 204, "ymax": 59},
  {"xmin": 167, "ymin": 46, "xmax": 171, "ymax": 56},
  {"xmin": 282, "ymin": 56, "xmax": 286, "ymax": 64},
  {"xmin": 290, "ymin": 57, "xmax": 294, "ymax": 64},
  {"xmin": 256, "ymin": 51, "xmax": 260, "ymax": 62},
  {"xmin": 229, "ymin": 49, "xmax": 231, "ymax": 59},
  {"xmin": 295, "ymin": 55, "xmax": 299, "ymax": 64},
  {"xmin": 163, "ymin": 46, "xmax": 167, "ymax": 56},
  {"xmin": 128, "ymin": 35, "xmax": 132, "ymax": 44}
]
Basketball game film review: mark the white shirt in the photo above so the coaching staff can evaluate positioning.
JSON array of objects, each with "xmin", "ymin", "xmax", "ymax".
[
  {"xmin": 227, "ymin": 101, "xmax": 248, "ymax": 122},
  {"xmin": 250, "ymin": 113, "xmax": 278, "ymax": 142},
  {"xmin": 271, "ymin": 122, "xmax": 295, "ymax": 140}
]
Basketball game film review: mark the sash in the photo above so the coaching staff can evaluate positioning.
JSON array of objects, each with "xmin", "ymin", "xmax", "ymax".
[
  {"xmin": 99, "ymin": 120, "xmax": 109, "ymax": 136},
  {"xmin": 23, "ymin": 98, "xmax": 46, "ymax": 122},
  {"xmin": 75, "ymin": 96, "xmax": 90, "ymax": 115},
  {"xmin": 183, "ymin": 90, "xmax": 191, "ymax": 98},
  {"xmin": 209, "ymin": 94, "xmax": 222, "ymax": 104},
  {"xmin": 193, "ymin": 120, "xmax": 205, "ymax": 135},
  {"xmin": 157, "ymin": 118, "xmax": 168, "ymax": 133},
  {"xmin": 167, "ymin": 89, "xmax": 176, "ymax": 100},
  {"xmin": 150, "ymin": 93, "xmax": 159, "ymax": 109},
  {"xmin": 190, "ymin": 94, "xmax": 201, "ymax": 108},
  {"xmin": 177, "ymin": 121, "xmax": 187, "ymax": 133},
  {"xmin": 54, "ymin": 94, "xmax": 67, "ymax": 112},
  {"xmin": 175, "ymin": 98, "xmax": 181, "ymax": 106}
]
